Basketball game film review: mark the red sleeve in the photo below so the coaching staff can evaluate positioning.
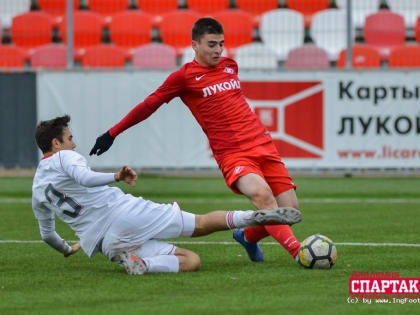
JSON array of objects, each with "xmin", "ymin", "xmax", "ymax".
[{"xmin": 109, "ymin": 69, "xmax": 185, "ymax": 137}]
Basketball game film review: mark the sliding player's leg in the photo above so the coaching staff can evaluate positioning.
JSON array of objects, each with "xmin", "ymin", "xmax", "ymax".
[
  {"xmin": 101, "ymin": 197, "xmax": 301, "ymax": 274},
  {"xmin": 121, "ymin": 240, "xmax": 201, "ymax": 274}
]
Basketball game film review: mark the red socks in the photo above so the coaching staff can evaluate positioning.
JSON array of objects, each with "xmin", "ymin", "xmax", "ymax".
[
  {"xmin": 244, "ymin": 226, "xmax": 269, "ymax": 243},
  {"xmin": 244, "ymin": 225, "xmax": 300, "ymax": 258}
]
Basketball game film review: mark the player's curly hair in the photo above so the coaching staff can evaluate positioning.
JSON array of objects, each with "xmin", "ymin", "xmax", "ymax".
[
  {"xmin": 35, "ymin": 115, "xmax": 71, "ymax": 153},
  {"xmin": 192, "ymin": 17, "xmax": 224, "ymax": 42}
]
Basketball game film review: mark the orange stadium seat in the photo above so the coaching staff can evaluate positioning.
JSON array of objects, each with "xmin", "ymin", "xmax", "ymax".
[
  {"xmin": 364, "ymin": 10, "xmax": 405, "ymax": 60},
  {"xmin": 160, "ymin": 10, "xmax": 201, "ymax": 53},
  {"xmin": 136, "ymin": 0, "xmax": 179, "ymax": 25},
  {"xmin": 82, "ymin": 45, "xmax": 126, "ymax": 67},
  {"xmin": 286, "ymin": 0, "xmax": 329, "ymax": 27},
  {"xmin": 0, "ymin": 45, "xmax": 26, "ymax": 67},
  {"xmin": 10, "ymin": 12, "xmax": 54, "ymax": 48},
  {"xmin": 337, "ymin": 45, "xmax": 381, "ymax": 68},
  {"xmin": 389, "ymin": 46, "xmax": 420, "ymax": 68},
  {"xmin": 60, "ymin": 11, "xmax": 104, "ymax": 58},
  {"xmin": 186, "ymin": 0, "xmax": 229, "ymax": 14},
  {"xmin": 132, "ymin": 43, "xmax": 176, "ymax": 69},
  {"xmin": 88, "ymin": 0, "xmax": 130, "ymax": 14},
  {"xmin": 285, "ymin": 45, "xmax": 330, "ymax": 69},
  {"xmin": 38, "ymin": 0, "xmax": 79, "ymax": 24},
  {"xmin": 30, "ymin": 44, "xmax": 67, "ymax": 68},
  {"xmin": 110, "ymin": 10, "xmax": 152, "ymax": 54},
  {"xmin": 212, "ymin": 10, "xmax": 253, "ymax": 53}
]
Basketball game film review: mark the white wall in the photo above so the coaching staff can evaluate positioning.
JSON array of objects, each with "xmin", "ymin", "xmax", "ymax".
[{"xmin": 37, "ymin": 70, "xmax": 420, "ymax": 169}]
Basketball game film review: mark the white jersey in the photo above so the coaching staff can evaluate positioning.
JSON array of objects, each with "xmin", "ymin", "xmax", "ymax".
[{"xmin": 32, "ymin": 150, "xmax": 140, "ymax": 257}]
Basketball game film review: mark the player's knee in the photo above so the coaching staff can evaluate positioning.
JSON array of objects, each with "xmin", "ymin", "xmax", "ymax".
[
  {"xmin": 189, "ymin": 252, "xmax": 201, "ymax": 271},
  {"xmin": 184, "ymin": 251, "xmax": 201, "ymax": 272},
  {"xmin": 251, "ymin": 186, "xmax": 275, "ymax": 208}
]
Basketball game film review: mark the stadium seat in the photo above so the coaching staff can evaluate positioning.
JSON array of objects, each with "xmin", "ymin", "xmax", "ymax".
[
  {"xmin": 285, "ymin": 45, "xmax": 330, "ymax": 69},
  {"xmin": 311, "ymin": 9, "xmax": 352, "ymax": 61},
  {"xmin": 10, "ymin": 12, "xmax": 54, "ymax": 48},
  {"xmin": 160, "ymin": 10, "xmax": 201, "ymax": 54},
  {"xmin": 186, "ymin": 0, "xmax": 229, "ymax": 14},
  {"xmin": 136, "ymin": 0, "xmax": 179, "ymax": 25},
  {"xmin": 132, "ymin": 43, "xmax": 176, "ymax": 69},
  {"xmin": 38, "ymin": 0, "xmax": 79, "ymax": 24},
  {"xmin": 286, "ymin": 0, "xmax": 329, "ymax": 27},
  {"xmin": 212, "ymin": 10, "xmax": 254, "ymax": 53},
  {"xmin": 0, "ymin": 45, "xmax": 26, "ymax": 67},
  {"xmin": 335, "ymin": 0, "xmax": 379, "ymax": 28},
  {"xmin": 336, "ymin": 45, "xmax": 381, "ymax": 68},
  {"xmin": 60, "ymin": 11, "xmax": 104, "ymax": 58},
  {"xmin": 389, "ymin": 45, "xmax": 420, "ymax": 68},
  {"xmin": 30, "ymin": 44, "xmax": 67, "ymax": 68},
  {"xmin": 260, "ymin": 9, "xmax": 304, "ymax": 60},
  {"xmin": 363, "ymin": 10, "xmax": 405, "ymax": 60},
  {"xmin": 88, "ymin": 0, "xmax": 130, "ymax": 14},
  {"xmin": 81, "ymin": 45, "xmax": 126, "ymax": 67},
  {"xmin": 109, "ymin": 10, "xmax": 152, "ymax": 53},
  {"xmin": 234, "ymin": 43, "xmax": 278, "ymax": 70},
  {"xmin": 181, "ymin": 46, "xmax": 227, "ymax": 65},
  {"xmin": 235, "ymin": 0, "xmax": 278, "ymax": 25},
  {"xmin": 387, "ymin": 0, "xmax": 420, "ymax": 28},
  {"xmin": 0, "ymin": 0, "xmax": 31, "ymax": 28}
]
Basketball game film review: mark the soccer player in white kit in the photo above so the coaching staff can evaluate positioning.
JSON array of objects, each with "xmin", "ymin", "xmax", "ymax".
[{"xmin": 32, "ymin": 115, "xmax": 302, "ymax": 275}]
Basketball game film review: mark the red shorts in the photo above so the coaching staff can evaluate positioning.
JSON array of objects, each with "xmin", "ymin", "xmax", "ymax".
[{"xmin": 218, "ymin": 142, "xmax": 296, "ymax": 196}]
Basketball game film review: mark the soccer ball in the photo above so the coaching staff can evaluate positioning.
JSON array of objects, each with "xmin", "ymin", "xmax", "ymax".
[{"xmin": 297, "ymin": 234, "xmax": 337, "ymax": 269}]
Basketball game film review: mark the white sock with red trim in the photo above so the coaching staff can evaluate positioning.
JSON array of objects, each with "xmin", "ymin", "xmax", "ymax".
[{"xmin": 225, "ymin": 210, "xmax": 254, "ymax": 229}]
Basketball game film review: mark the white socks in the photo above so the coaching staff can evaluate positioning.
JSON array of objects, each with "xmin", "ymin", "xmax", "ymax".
[
  {"xmin": 225, "ymin": 210, "xmax": 255, "ymax": 229},
  {"xmin": 142, "ymin": 255, "xmax": 180, "ymax": 273}
]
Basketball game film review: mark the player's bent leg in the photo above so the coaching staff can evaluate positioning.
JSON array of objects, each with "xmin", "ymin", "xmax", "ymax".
[
  {"xmin": 234, "ymin": 173, "xmax": 286, "ymax": 262},
  {"xmin": 275, "ymin": 188, "xmax": 299, "ymax": 209},
  {"xmin": 264, "ymin": 188, "xmax": 301, "ymax": 260},
  {"xmin": 175, "ymin": 247, "xmax": 201, "ymax": 272},
  {"xmin": 235, "ymin": 173, "xmax": 278, "ymax": 209}
]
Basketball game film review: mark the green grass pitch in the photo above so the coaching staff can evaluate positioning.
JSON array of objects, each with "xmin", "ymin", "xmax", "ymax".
[{"xmin": 0, "ymin": 175, "xmax": 419, "ymax": 314}]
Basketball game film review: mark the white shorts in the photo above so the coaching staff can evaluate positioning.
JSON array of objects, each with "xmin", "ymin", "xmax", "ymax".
[{"xmin": 101, "ymin": 200, "xmax": 195, "ymax": 260}]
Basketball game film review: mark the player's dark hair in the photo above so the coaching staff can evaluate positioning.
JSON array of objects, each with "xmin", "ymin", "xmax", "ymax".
[
  {"xmin": 35, "ymin": 115, "xmax": 71, "ymax": 153},
  {"xmin": 192, "ymin": 17, "xmax": 224, "ymax": 41}
]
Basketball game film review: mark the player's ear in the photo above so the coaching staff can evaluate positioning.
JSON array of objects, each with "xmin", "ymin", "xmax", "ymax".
[
  {"xmin": 192, "ymin": 40, "xmax": 198, "ymax": 53},
  {"xmin": 51, "ymin": 138, "xmax": 61, "ymax": 150}
]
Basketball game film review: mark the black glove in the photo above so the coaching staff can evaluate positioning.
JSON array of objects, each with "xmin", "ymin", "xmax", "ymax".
[{"xmin": 89, "ymin": 131, "xmax": 115, "ymax": 156}]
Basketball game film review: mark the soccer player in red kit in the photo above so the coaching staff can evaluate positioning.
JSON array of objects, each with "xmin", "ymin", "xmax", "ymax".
[{"xmin": 90, "ymin": 18, "xmax": 301, "ymax": 264}]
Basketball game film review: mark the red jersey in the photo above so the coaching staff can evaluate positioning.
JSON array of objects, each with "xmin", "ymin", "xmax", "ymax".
[{"xmin": 109, "ymin": 57, "xmax": 271, "ymax": 161}]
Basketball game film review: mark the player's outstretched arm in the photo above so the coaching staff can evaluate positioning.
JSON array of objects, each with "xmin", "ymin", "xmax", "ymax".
[
  {"xmin": 89, "ymin": 131, "xmax": 114, "ymax": 156},
  {"xmin": 64, "ymin": 242, "xmax": 81, "ymax": 258},
  {"xmin": 115, "ymin": 166, "xmax": 137, "ymax": 187}
]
